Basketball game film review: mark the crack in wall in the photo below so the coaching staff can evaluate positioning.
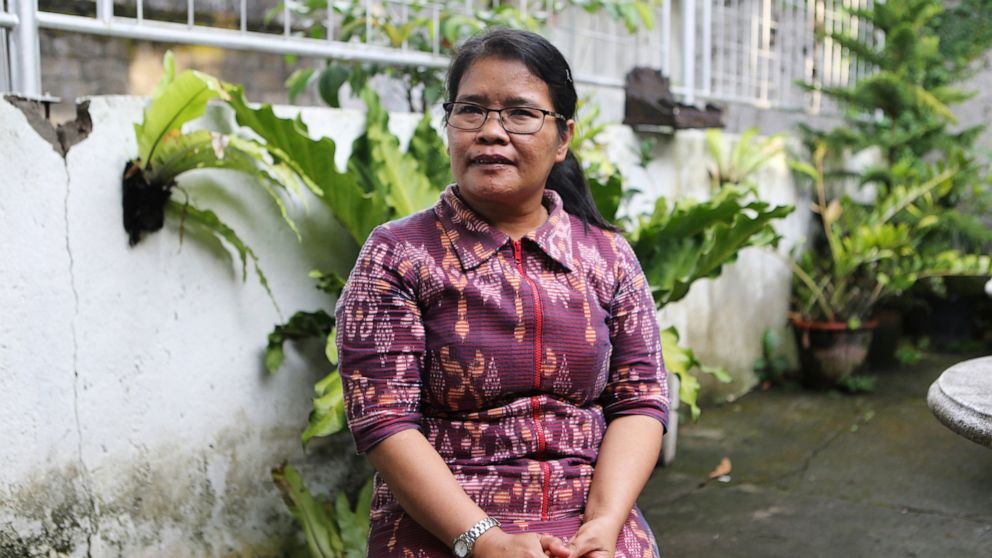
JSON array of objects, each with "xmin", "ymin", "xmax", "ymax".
[
  {"xmin": 5, "ymin": 95, "xmax": 93, "ymax": 157},
  {"xmin": 63, "ymin": 143, "xmax": 98, "ymax": 558}
]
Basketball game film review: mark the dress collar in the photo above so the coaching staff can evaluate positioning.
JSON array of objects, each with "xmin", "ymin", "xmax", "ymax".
[{"xmin": 434, "ymin": 184, "xmax": 575, "ymax": 272}]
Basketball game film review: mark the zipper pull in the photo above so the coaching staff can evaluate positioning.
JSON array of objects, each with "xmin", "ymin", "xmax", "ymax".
[{"xmin": 512, "ymin": 239, "xmax": 522, "ymax": 266}]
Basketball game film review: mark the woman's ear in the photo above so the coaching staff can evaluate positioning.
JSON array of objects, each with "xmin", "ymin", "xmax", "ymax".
[{"xmin": 555, "ymin": 119, "xmax": 575, "ymax": 163}]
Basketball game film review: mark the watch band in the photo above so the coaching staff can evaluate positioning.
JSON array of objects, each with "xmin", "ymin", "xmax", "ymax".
[{"xmin": 452, "ymin": 516, "xmax": 501, "ymax": 557}]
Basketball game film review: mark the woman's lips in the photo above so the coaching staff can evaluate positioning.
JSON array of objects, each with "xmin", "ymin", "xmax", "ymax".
[{"xmin": 470, "ymin": 155, "xmax": 515, "ymax": 166}]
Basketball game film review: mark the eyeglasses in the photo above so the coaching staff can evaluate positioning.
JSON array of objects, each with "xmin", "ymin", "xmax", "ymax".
[{"xmin": 442, "ymin": 101, "xmax": 567, "ymax": 135}]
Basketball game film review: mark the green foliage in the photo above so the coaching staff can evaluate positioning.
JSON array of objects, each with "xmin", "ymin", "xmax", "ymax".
[
  {"xmin": 272, "ymin": 464, "xmax": 373, "ymax": 558},
  {"xmin": 631, "ymin": 128, "xmax": 793, "ymax": 307},
  {"xmin": 790, "ymin": 145, "xmax": 992, "ymax": 324},
  {"xmin": 837, "ymin": 374, "xmax": 877, "ymax": 394},
  {"xmin": 800, "ymin": 0, "xmax": 992, "ymax": 260},
  {"xmin": 630, "ymin": 187, "xmax": 792, "ymax": 308},
  {"xmin": 265, "ymin": 310, "xmax": 335, "ymax": 374},
  {"xmin": 894, "ymin": 337, "xmax": 927, "ymax": 365},
  {"xmin": 660, "ymin": 327, "xmax": 731, "ymax": 421}
]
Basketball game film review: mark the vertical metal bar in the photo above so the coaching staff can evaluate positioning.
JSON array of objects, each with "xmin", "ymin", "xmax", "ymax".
[
  {"xmin": 760, "ymin": 0, "xmax": 771, "ymax": 104},
  {"xmin": 96, "ymin": 0, "xmax": 113, "ymax": 24},
  {"xmin": 240, "ymin": 0, "xmax": 246, "ymax": 33},
  {"xmin": 284, "ymin": 0, "xmax": 291, "ymax": 37},
  {"xmin": 701, "ymin": 0, "xmax": 712, "ymax": 98},
  {"xmin": 365, "ymin": 0, "xmax": 371, "ymax": 44},
  {"xmin": 326, "ymin": 0, "xmax": 334, "ymax": 41},
  {"xmin": 401, "ymin": 0, "xmax": 408, "ymax": 50},
  {"xmin": 661, "ymin": 0, "xmax": 671, "ymax": 73},
  {"xmin": 432, "ymin": 3, "xmax": 440, "ymax": 55},
  {"xmin": 682, "ymin": 0, "xmax": 696, "ymax": 104},
  {"xmin": 188, "ymin": 0, "xmax": 195, "ymax": 27},
  {"xmin": 10, "ymin": 0, "xmax": 41, "ymax": 96},
  {"xmin": 137, "ymin": 0, "xmax": 144, "ymax": 23}
]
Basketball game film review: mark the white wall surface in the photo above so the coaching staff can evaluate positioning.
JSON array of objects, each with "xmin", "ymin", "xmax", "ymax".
[{"xmin": 0, "ymin": 94, "xmax": 804, "ymax": 556}]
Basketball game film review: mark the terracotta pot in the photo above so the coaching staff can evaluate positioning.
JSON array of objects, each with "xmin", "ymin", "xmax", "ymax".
[{"xmin": 790, "ymin": 318, "xmax": 878, "ymax": 388}]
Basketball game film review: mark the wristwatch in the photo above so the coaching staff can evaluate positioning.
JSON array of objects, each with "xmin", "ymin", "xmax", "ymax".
[{"xmin": 452, "ymin": 516, "xmax": 501, "ymax": 557}]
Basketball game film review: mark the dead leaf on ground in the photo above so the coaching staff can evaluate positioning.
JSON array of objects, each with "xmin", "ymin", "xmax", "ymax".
[{"xmin": 708, "ymin": 457, "xmax": 732, "ymax": 480}]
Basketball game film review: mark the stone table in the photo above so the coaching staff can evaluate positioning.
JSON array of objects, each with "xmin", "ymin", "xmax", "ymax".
[{"xmin": 927, "ymin": 356, "xmax": 992, "ymax": 449}]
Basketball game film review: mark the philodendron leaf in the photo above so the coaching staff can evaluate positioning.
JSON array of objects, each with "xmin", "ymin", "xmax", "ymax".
[
  {"xmin": 302, "ymin": 370, "xmax": 347, "ymax": 447},
  {"xmin": 136, "ymin": 69, "xmax": 226, "ymax": 164},
  {"xmin": 353, "ymin": 86, "xmax": 441, "ymax": 218},
  {"xmin": 265, "ymin": 310, "xmax": 335, "ymax": 373},
  {"xmin": 660, "ymin": 326, "xmax": 703, "ymax": 421},
  {"xmin": 224, "ymin": 83, "xmax": 389, "ymax": 243},
  {"xmin": 271, "ymin": 463, "xmax": 343, "ymax": 557},
  {"xmin": 407, "ymin": 112, "xmax": 451, "ymax": 188},
  {"xmin": 635, "ymin": 188, "xmax": 793, "ymax": 307},
  {"xmin": 325, "ymin": 326, "xmax": 338, "ymax": 366}
]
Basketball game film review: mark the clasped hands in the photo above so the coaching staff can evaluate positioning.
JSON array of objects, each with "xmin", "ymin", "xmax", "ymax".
[{"xmin": 472, "ymin": 517, "xmax": 617, "ymax": 558}]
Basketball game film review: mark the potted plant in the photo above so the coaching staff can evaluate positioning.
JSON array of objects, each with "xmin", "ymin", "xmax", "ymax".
[{"xmin": 789, "ymin": 144, "xmax": 991, "ymax": 387}]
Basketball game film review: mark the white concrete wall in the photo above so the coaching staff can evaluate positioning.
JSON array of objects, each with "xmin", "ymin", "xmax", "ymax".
[{"xmin": 0, "ymin": 95, "xmax": 804, "ymax": 555}]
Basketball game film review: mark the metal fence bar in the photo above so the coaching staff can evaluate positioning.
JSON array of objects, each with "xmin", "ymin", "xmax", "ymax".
[
  {"xmin": 681, "ymin": 0, "xmax": 696, "ymax": 104},
  {"xmin": 96, "ymin": 0, "xmax": 112, "ymax": 24},
  {"xmin": 701, "ymin": 0, "xmax": 712, "ymax": 98},
  {"xmin": 33, "ymin": 11, "xmax": 449, "ymax": 68},
  {"xmin": 10, "ymin": 0, "xmax": 40, "ymax": 96},
  {"xmin": 0, "ymin": 0, "xmax": 871, "ymax": 111}
]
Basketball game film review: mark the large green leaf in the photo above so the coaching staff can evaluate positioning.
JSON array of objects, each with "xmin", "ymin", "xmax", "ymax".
[
  {"xmin": 135, "ymin": 69, "xmax": 225, "ymax": 164},
  {"xmin": 265, "ymin": 310, "xmax": 335, "ymax": 373},
  {"xmin": 633, "ymin": 188, "xmax": 793, "ymax": 306},
  {"xmin": 660, "ymin": 326, "xmax": 729, "ymax": 421},
  {"xmin": 408, "ymin": 112, "xmax": 451, "ymax": 188},
  {"xmin": 224, "ymin": 83, "xmax": 389, "ymax": 244},
  {"xmin": 349, "ymin": 87, "xmax": 441, "ymax": 219},
  {"xmin": 302, "ymin": 369, "xmax": 347, "ymax": 447},
  {"xmin": 272, "ymin": 463, "xmax": 343, "ymax": 558}
]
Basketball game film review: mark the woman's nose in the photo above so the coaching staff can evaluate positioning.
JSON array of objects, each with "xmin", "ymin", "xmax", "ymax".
[{"xmin": 476, "ymin": 111, "xmax": 509, "ymax": 143}]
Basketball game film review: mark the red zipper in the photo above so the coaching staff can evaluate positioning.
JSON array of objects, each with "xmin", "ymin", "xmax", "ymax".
[
  {"xmin": 512, "ymin": 240, "xmax": 544, "ymax": 390},
  {"xmin": 513, "ymin": 239, "xmax": 550, "ymax": 521}
]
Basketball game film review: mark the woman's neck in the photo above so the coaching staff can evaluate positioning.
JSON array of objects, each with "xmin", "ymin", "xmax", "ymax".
[{"xmin": 458, "ymin": 188, "xmax": 549, "ymax": 241}]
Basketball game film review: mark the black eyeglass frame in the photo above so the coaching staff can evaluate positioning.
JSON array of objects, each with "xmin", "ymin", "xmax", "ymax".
[{"xmin": 442, "ymin": 101, "xmax": 568, "ymax": 135}]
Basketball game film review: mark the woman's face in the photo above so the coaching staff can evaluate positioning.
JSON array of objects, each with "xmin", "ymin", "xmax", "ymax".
[{"xmin": 447, "ymin": 57, "xmax": 573, "ymax": 210}]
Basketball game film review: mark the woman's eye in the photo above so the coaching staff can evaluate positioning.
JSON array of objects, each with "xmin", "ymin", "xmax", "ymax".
[
  {"xmin": 508, "ymin": 108, "xmax": 540, "ymax": 118},
  {"xmin": 456, "ymin": 104, "xmax": 484, "ymax": 115}
]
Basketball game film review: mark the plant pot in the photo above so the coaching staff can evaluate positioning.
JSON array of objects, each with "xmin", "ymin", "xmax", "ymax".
[
  {"xmin": 867, "ymin": 308, "xmax": 903, "ymax": 369},
  {"xmin": 790, "ymin": 318, "xmax": 878, "ymax": 388}
]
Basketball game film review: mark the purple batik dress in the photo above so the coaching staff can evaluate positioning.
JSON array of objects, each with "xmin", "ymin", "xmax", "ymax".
[{"xmin": 336, "ymin": 185, "xmax": 669, "ymax": 557}]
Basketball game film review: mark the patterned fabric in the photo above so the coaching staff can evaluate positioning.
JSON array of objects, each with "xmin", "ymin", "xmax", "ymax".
[{"xmin": 336, "ymin": 184, "xmax": 669, "ymax": 557}]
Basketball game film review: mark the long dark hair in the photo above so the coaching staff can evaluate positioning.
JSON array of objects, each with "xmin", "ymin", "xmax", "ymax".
[{"xmin": 445, "ymin": 28, "xmax": 618, "ymax": 232}]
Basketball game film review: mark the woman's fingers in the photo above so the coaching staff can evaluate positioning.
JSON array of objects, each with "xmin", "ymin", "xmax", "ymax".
[{"xmin": 538, "ymin": 534, "xmax": 572, "ymax": 558}]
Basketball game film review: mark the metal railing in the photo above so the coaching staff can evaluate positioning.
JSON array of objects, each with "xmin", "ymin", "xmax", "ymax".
[{"xmin": 0, "ymin": 0, "xmax": 872, "ymax": 113}]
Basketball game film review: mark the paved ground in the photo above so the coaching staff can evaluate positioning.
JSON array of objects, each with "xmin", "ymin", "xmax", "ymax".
[{"xmin": 640, "ymin": 352, "xmax": 992, "ymax": 558}]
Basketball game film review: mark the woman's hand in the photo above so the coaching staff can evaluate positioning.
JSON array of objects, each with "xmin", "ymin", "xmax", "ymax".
[
  {"xmin": 565, "ymin": 517, "xmax": 619, "ymax": 558},
  {"xmin": 472, "ymin": 528, "xmax": 572, "ymax": 558}
]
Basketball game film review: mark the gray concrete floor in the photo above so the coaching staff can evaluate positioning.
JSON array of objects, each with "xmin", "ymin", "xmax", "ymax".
[{"xmin": 641, "ymin": 353, "xmax": 992, "ymax": 557}]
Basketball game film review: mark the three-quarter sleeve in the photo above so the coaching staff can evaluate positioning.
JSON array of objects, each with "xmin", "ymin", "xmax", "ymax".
[
  {"xmin": 336, "ymin": 226, "xmax": 426, "ymax": 454},
  {"xmin": 601, "ymin": 237, "xmax": 670, "ymax": 431}
]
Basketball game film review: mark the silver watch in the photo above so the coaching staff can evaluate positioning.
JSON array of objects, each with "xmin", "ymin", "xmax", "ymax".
[{"xmin": 452, "ymin": 516, "xmax": 501, "ymax": 557}]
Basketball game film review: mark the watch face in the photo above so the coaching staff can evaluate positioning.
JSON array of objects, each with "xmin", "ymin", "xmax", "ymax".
[{"xmin": 453, "ymin": 539, "xmax": 469, "ymax": 557}]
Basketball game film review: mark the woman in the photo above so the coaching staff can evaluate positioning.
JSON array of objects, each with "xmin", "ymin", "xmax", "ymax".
[{"xmin": 336, "ymin": 28, "xmax": 669, "ymax": 558}]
